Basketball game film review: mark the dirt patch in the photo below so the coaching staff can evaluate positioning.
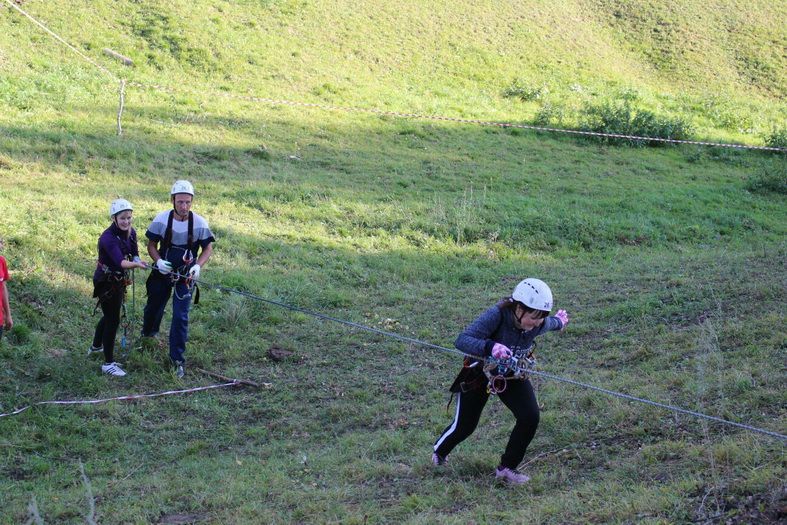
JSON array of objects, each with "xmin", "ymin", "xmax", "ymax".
[
  {"xmin": 721, "ymin": 487, "xmax": 787, "ymax": 524},
  {"xmin": 267, "ymin": 345, "xmax": 295, "ymax": 362}
]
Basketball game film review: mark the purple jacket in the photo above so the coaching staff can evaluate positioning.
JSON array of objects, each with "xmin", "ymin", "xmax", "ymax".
[{"xmin": 93, "ymin": 223, "xmax": 139, "ymax": 282}]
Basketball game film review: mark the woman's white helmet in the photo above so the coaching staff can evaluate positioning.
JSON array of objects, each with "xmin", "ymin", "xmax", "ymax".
[
  {"xmin": 109, "ymin": 198, "xmax": 133, "ymax": 218},
  {"xmin": 512, "ymin": 278, "xmax": 553, "ymax": 311},
  {"xmin": 171, "ymin": 180, "xmax": 194, "ymax": 196}
]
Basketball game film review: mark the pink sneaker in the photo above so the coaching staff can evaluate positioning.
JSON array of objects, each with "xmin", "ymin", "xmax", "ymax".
[
  {"xmin": 431, "ymin": 452, "xmax": 447, "ymax": 466},
  {"xmin": 495, "ymin": 466, "xmax": 530, "ymax": 484}
]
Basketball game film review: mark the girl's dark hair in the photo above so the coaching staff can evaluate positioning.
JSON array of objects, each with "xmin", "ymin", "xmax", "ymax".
[{"xmin": 496, "ymin": 297, "xmax": 550, "ymax": 319}]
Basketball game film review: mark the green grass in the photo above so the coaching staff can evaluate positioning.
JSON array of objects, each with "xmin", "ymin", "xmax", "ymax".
[{"xmin": 0, "ymin": 1, "xmax": 786, "ymax": 523}]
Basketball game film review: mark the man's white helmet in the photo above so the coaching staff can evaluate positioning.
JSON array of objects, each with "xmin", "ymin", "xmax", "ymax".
[
  {"xmin": 512, "ymin": 278, "xmax": 553, "ymax": 311},
  {"xmin": 171, "ymin": 180, "xmax": 194, "ymax": 196},
  {"xmin": 109, "ymin": 198, "xmax": 133, "ymax": 218}
]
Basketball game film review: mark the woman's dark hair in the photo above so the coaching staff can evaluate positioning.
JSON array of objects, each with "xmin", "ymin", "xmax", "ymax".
[{"xmin": 496, "ymin": 297, "xmax": 550, "ymax": 319}]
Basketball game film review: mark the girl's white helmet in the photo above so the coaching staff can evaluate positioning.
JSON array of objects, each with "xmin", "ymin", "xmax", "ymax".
[
  {"xmin": 109, "ymin": 198, "xmax": 133, "ymax": 218},
  {"xmin": 171, "ymin": 180, "xmax": 194, "ymax": 196},
  {"xmin": 512, "ymin": 278, "xmax": 553, "ymax": 311}
]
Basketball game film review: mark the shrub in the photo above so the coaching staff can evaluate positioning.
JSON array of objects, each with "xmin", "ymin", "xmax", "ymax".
[
  {"xmin": 764, "ymin": 127, "xmax": 787, "ymax": 150},
  {"xmin": 533, "ymin": 102, "xmax": 566, "ymax": 127},
  {"xmin": 581, "ymin": 101, "xmax": 693, "ymax": 147},
  {"xmin": 745, "ymin": 163, "xmax": 787, "ymax": 195},
  {"xmin": 502, "ymin": 79, "xmax": 547, "ymax": 102}
]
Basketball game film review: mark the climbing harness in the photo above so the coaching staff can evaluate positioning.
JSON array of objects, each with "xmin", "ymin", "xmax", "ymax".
[
  {"xmin": 157, "ymin": 210, "xmax": 200, "ymax": 304},
  {"xmin": 484, "ymin": 346, "xmax": 537, "ymax": 395},
  {"xmin": 92, "ymin": 262, "xmax": 130, "ymax": 315},
  {"xmin": 92, "ymin": 253, "xmax": 142, "ymax": 359}
]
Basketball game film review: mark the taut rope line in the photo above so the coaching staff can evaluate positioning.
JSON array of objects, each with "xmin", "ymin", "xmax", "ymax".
[{"xmin": 187, "ymin": 271, "xmax": 787, "ymax": 442}]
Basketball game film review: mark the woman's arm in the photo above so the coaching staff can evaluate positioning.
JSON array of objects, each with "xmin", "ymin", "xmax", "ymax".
[{"xmin": 455, "ymin": 306, "xmax": 502, "ymax": 357}]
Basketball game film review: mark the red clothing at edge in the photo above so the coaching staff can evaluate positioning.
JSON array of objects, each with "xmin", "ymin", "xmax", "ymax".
[{"xmin": 0, "ymin": 255, "xmax": 9, "ymax": 326}]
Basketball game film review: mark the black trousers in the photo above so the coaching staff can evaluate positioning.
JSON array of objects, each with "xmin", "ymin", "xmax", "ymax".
[
  {"xmin": 92, "ymin": 282, "xmax": 125, "ymax": 364},
  {"xmin": 434, "ymin": 377, "xmax": 540, "ymax": 469}
]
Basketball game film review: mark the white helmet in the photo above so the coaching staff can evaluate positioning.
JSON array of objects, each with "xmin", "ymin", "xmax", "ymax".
[
  {"xmin": 109, "ymin": 198, "xmax": 133, "ymax": 218},
  {"xmin": 171, "ymin": 180, "xmax": 194, "ymax": 196},
  {"xmin": 512, "ymin": 278, "xmax": 553, "ymax": 311}
]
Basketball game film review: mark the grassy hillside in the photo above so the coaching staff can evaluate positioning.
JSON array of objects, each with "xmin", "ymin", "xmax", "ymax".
[
  {"xmin": 1, "ymin": 0, "xmax": 785, "ymax": 143},
  {"xmin": 0, "ymin": 1, "xmax": 785, "ymax": 523}
]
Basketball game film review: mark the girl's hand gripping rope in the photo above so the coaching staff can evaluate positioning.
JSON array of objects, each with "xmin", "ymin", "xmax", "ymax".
[
  {"xmin": 491, "ymin": 343, "xmax": 512, "ymax": 360},
  {"xmin": 132, "ymin": 256, "xmax": 149, "ymax": 270}
]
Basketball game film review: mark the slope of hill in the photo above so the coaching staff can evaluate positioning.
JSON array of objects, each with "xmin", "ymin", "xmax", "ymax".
[
  {"xmin": 1, "ymin": 0, "xmax": 785, "ymax": 143},
  {"xmin": 0, "ymin": 1, "xmax": 785, "ymax": 524}
]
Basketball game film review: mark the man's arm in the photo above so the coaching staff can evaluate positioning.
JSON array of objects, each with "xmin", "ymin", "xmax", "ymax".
[
  {"xmin": 196, "ymin": 242, "xmax": 213, "ymax": 267},
  {"xmin": 147, "ymin": 239, "xmax": 161, "ymax": 262}
]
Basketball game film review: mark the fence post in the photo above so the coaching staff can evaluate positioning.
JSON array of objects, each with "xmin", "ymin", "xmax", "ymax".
[{"xmin": 116, "ymin": 79, "xmax": 126, "ymax": 136}]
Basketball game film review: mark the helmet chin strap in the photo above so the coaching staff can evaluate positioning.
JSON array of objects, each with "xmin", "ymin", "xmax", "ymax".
[{"xmin": 172, "ymin": 200, "xmax": 188, "ymax": 220}]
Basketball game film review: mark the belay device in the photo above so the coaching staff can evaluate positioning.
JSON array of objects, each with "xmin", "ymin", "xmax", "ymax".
[{"xmin": 483, "ymin": 346, "xmax": 537, "ymax": 395}]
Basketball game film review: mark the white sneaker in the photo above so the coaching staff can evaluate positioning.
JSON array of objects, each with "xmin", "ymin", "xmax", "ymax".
[
  {"xmin": 101, "ymin": 362, "xmax": 127, "ymax": 377},
  {"xmin": 87, "ymin": 345, "xmax": 103, "ymax": 356}
]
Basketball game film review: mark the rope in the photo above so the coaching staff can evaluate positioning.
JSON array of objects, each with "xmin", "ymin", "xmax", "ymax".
[
  {"xmin": 0, "ymin": 382, "xmax": 240, "ymax": 419},
  {"xmin": 529, "ymin": 370, "xmax": 787, "ymax": 441},
  {"xmin": 129, "ymin": 82, "xmax": 787, "ymax": 153},
  {"xmin": 3, "ymin": 0, "xmax": 118, "ymax": 81},
  {"xmin": 169, "ymin": 270, "xmax": 786, "ymax": 443}
]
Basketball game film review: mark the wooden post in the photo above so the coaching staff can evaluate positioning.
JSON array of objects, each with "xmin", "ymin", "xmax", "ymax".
[
  {"xmin": 116, "ymin": 79, "xmax": 125, "ymax": 136},
  {"xmin": 103, "ymin": 48, "xmax": 133, "ymax": 66}
]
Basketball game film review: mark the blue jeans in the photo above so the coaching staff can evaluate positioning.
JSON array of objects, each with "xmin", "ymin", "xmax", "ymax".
[{"xmin": 142, "ymin": 274, "xmax": 193, "ymax": 364}]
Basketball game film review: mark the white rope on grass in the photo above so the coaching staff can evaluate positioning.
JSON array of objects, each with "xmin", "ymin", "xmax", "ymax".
[
  {"xmin": 3, "ymin": 0, "xmax": 118, "ymax": 81},
  {"xmin": 129, "ymin": 81, "xmax": 787, "ymax": 152},
  {"xmin": 0, "ymin": 382, "xmax": 240, "ymax": 419}
]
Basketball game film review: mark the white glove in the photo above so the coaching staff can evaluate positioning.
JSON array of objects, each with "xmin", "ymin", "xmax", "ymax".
[
  {"xmin": 155, "ymin": 258, "xmax": 173, "ymax": 275},
  {"xmin": 188, "ymin": 263, "xmax": 201, "ymax": 280}
]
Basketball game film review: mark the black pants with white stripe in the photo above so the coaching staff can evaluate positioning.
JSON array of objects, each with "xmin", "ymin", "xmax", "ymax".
[{"xmin": 433, "ymin": 378, "xmax": 540, "ymax": 469}]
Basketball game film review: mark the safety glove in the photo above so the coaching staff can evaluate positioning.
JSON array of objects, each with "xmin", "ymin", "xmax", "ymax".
[
  {"xmin": 188, "ymin": 263, "xmax": 201, "ymax": 280},
  {"xmin": 132, "ymin": 256, "xmax": 148, "ymax": 269},
  {"xmin": 155, "ymin": 258, "xmax": 173, "ymax": 275},
  {"xmin": 491, "ymin": 343, "xmax": 513, "ymax": 360},
  {"xmin": 555, "ymin": 309, "xmax": 569, "ymax": 330}
]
